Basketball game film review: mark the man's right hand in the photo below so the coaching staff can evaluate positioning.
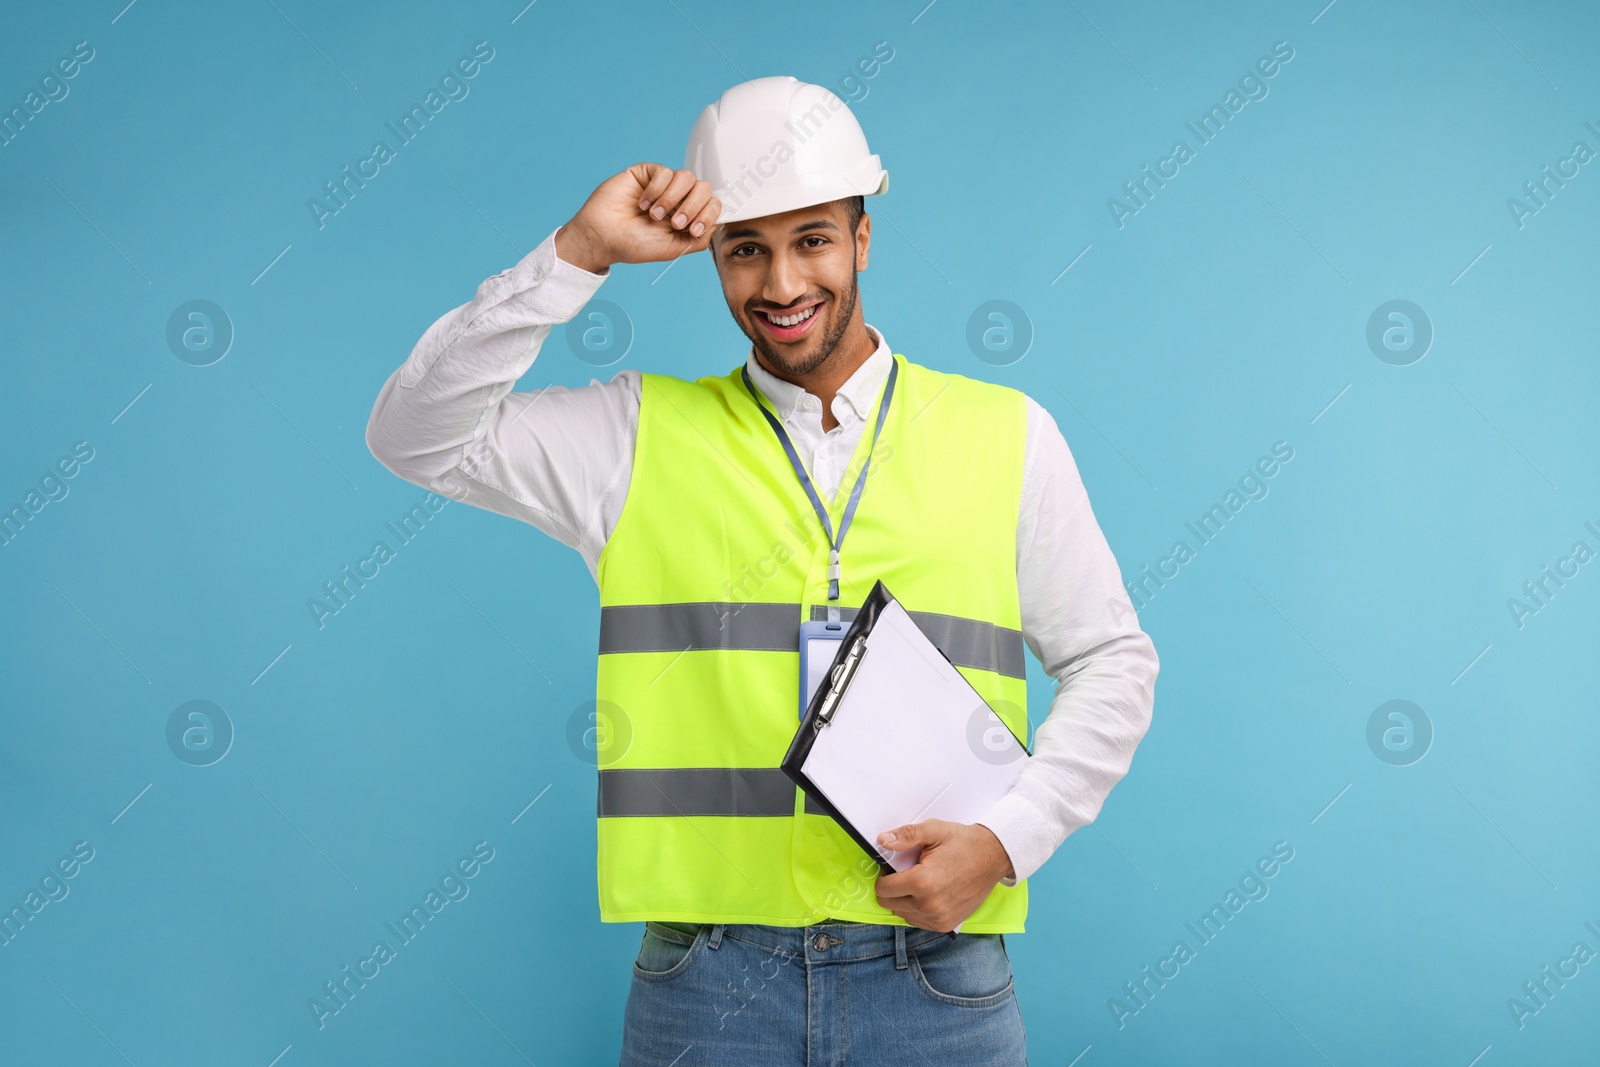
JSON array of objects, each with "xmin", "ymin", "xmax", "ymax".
[{"xmin": 557, "ymin": 163, "xmax": 723, "ymax": 274}]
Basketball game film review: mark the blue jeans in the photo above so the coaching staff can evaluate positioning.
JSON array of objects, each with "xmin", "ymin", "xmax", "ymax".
[{"xmin": 620, "ymin": 919, "xmax": 1028, "ymax": 1066}]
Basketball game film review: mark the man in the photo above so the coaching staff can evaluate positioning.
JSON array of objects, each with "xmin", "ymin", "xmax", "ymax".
[{"xmin": 367, "ymin": 75, "xmax": 1157, "ymax": 1065}]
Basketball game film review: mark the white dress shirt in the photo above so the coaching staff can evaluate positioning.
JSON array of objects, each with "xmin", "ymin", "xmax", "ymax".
[{"xmin": 365, "ymin": 225, "xmax": 1159, "ymax": 887}]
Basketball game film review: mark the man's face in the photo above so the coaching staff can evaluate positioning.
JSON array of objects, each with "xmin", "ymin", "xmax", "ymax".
[{"xmin": 712, "ymin": 199, "xmax": 871, "ymax": 378}]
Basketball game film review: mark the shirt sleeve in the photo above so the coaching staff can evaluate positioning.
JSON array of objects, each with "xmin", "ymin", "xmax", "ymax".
[
  {"xmin": 364, "ymin": 225, "xmax": 638, "ymax": 579},
  {"xmin": 974, "ymin": 396, "xmax": 1160, "ymax": 886}
]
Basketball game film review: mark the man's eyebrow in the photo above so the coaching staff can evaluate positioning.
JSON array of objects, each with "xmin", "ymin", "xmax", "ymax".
[{"xmin": 720, "ymin": 219, "xmax": 839, "ymax": 242}]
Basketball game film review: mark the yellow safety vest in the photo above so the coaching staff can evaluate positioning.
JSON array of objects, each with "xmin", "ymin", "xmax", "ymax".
[{"xmin": 592, "ymin": 351, "xmax": 1031, "ymax": 933}]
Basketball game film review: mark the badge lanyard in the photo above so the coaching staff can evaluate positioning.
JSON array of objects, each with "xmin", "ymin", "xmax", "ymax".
[{"xmin": 741, "ymin": 356, "xmax": 899, "ymax": 622}]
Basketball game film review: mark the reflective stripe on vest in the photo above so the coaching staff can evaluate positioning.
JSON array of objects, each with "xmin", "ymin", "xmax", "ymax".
[
  {"xmin": 592, "ymin": 352, "xmax": 1031, "ymax": 933},
  {"xmin": 598, "ymin": 766, "xmax": 831, "ymax": 817},
  {"xmin": 598, "ymin": 601, "xmax": 1026, "ymax": 677}
]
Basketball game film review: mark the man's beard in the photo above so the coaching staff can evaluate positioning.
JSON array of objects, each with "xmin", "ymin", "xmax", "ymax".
[{"xmin": 741, "ymin": 268, "xmax": 859, "ymax": 380}]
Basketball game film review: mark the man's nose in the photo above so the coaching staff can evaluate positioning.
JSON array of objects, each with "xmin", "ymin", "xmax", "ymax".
[{"xmin": 761, "ymin": 253, "xmax": 808, "ymax": 307}]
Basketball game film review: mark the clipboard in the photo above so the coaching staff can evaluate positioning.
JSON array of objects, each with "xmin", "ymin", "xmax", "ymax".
[{"xmin": 780, "ymin": 579, "xmax": 1032, "ymax": 895}]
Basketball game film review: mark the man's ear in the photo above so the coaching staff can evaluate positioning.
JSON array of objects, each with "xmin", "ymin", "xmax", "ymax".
[{"xmin": 855, "ymin": 213, "xmax": 871, "ymax": 271}]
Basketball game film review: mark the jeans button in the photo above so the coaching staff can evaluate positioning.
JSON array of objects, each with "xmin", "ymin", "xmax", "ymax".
[{"xmin": 812, "ymin": 931, "xmax": 842, "ymax": 951}]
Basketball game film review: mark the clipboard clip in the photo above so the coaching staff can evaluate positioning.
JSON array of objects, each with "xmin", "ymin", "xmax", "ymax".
[{"xmin": 814, "ymin": 634, "xmax": 868, "ymax": 731}]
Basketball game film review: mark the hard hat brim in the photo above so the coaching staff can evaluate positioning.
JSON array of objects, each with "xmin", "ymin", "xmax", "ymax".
[{"xmin": 714, "ymin": 166, "xmax": 889, "ymax": 226}]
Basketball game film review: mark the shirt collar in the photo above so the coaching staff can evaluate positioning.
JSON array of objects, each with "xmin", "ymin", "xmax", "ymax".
[{"xmin": 744, "ymin": 324, "xmax": 892, "ymax": 424}]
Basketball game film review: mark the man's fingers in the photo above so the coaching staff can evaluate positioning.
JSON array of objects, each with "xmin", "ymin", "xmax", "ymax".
[
  {"xmin": 874, "ymin": 866, "xmax": 923, "ymax": 901},
  {"xmin": 667, "ymin": 179, "xmax": 714, "ymax": 230},
  {"xmin": 612, "ymin": 164, "xmax": 722, "ymax": 257},
  {"xmin": 636, "ymin": 163, "xmax": 677, "ymax": 210},
  {"xmin": 689, "ymin": 197, "xmax": 721, "ymax": 238},
  {"xmin": 646, "ymin": 169, "xmax": 698, "ymax": 222}
]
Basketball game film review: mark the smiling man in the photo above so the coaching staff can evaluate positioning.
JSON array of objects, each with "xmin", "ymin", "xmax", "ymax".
[
  {"xmin": 366, "ymin": 75, "xmax": 1158, "ymax": 1065},
  {"xmin": 713, "ymin": 201, "xmax": 870, "ymax": 404}
]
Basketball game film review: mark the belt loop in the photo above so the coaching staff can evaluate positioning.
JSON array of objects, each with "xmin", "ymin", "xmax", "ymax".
[
  {"xmin": 708, "ymin": 923, "xmax": 725, "ymax": 950},
  {"xmin": 894, "ymin": 925, "xmax": 908, "ymax": 969}
]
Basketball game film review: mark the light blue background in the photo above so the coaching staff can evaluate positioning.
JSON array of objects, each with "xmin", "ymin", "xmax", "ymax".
[{"xmin": 3, "ymin": 0, "xmax": 1597, "ymax": 1063}]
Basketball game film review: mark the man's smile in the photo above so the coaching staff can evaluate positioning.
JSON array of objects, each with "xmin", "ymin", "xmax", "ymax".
[{"xmin": 754, "ymin": 298, "xmax": 825, "ymax": 342}]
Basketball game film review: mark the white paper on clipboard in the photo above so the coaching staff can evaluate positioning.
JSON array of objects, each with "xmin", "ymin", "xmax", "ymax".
[{"xmin": 797, "ymin": 598, "xmax": 1030, "ymax": 932}]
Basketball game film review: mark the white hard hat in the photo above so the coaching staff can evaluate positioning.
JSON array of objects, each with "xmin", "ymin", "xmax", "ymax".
[{"xmin": 685, "ymin": 75, "xmax": 889, "ymax": 226}]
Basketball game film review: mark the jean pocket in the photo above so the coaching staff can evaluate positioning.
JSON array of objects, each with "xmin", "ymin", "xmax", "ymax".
[
  {"xmin": 908, "ymin": 933, "xmax": 1015, "ymax": 1007},
  {"xmin": 633, "ymin": 921, "xmax": 706, "ymax": 982}
]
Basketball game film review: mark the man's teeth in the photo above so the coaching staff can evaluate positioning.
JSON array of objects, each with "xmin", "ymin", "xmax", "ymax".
[{"xmin": 766, "ymin": 306, "xmax": 816, "ymax": 327}]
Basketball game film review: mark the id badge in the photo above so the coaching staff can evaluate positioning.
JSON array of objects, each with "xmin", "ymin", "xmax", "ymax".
[{"xmin": 798, "ymin": 618, "xmax": 848, "ymax": 719}]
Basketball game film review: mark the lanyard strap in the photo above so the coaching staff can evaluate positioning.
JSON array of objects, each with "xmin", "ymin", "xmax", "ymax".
[{"xmin": 741, "ymin": 355, "xmax": 899, "ymax": 607}]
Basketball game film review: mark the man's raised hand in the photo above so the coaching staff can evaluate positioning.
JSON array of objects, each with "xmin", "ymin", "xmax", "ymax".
[{"xmin": 557, "ymin": 163, "xmax": 723, "ymax": 274}]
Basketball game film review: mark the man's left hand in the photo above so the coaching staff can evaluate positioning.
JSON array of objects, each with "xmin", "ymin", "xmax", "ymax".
[{"xmin": 872, "ymin": 819, "xmax": 1016, "ymax": 932}]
